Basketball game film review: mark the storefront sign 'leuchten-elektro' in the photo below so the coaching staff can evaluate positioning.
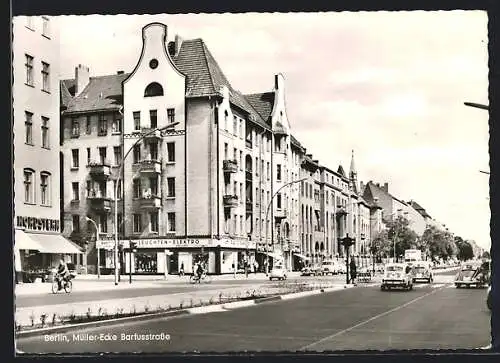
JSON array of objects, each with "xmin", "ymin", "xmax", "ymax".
[{"xmin": 110, "ymin": 238, "xmax": 256, "ymax": 250}]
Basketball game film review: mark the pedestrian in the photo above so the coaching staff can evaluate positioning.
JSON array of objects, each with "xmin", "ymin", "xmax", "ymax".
[
  {"xmin": 349, "ymin": 258, "xmax": 357, "ymax": 285},
  {"xmin": 179, "ymin": 262, "xmax": 185, "ymax": 277},
  {"xmin": 254, "ymin": 261, "xmax": 259, "ymax": 274}
]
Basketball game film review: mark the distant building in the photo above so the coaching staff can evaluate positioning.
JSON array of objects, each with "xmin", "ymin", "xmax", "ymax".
[{"xmin": 13, "ymin": 16, "xmax": 82, "ymax": 280}]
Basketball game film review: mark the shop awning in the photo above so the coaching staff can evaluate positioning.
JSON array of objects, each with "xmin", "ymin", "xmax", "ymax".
[
  {"xmin": 14, "ymin": 229, "xmax": 43, "ymax": 251},
  {"xmin": 293, "ymin": 253, "xmax": 310, "ymax": 260},
  {"xmin": 29, "ymin": 233, "xmax": 83, "ymax": 254},
  {"xmin": 263, "ymin": 252, "xmax": 283, "ymax": 260}
]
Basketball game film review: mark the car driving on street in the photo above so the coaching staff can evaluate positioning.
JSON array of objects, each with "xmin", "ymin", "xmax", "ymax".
[
  {"xmin": 412, "ymin": 261, "xmax": 433, "ymax": 283},
  {"xmin": 321, "ymin": 260, "xmax": 339, "ymax": 275},
  {"xmin": 269, "ymin": 265, "xmax": 287, "ymax": 281},
  {"xmin": 455, "ymin": 261, "xmax": 489, "ymax": 288},
  {"xmin": 381, "ymin": 263, "xmax": 414, "ymax": 291}
]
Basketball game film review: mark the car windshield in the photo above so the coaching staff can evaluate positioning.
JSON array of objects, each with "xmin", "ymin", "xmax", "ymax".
[
  {"xmin": 460, "ymin": 270, "xmax": 475, "ymax": 277},
  {"xmin": 386, "ymin": 265, "xmax": 404, "ymax": 272},
  {"xmin": 322, "ymin": 262, "xmax": 334, "ymax": 266},
  {"xmin": 462, "ymin": 265, "xmax": 478, "ymax": 271},
  {"xmin": 414, "ymin": 266, "xmax": 426, "ymax": 272}
]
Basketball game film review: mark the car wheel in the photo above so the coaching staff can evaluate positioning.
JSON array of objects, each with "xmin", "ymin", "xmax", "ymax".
[
  {"xmin": 381, "ymin": 285, "xmax": 385, "ymax": 291},
  {"xmin": 409, "ymin": 283, "xmax": 413, "ymax": 291},
  {"xmin": 269, "ymin": 277, "xmax": 273, "ymax": 281},
  {"xmin": 284, "ymin": 275, "xmax": 287, "ymax": 280}
]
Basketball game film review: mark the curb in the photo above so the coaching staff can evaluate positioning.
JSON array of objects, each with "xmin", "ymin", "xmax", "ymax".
[{"xmin": 16, "ymin": 285, "xmax": 347, "ymax": 339}]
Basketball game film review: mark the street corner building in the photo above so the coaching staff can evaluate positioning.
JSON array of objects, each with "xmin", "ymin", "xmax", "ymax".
[
  {"xmin": 54, "ymin": 22, "xmax": 385, "ymax": 277},
  {"xmin": 12, "ymin": 16, "xmax": 84, "ymax": 284}
]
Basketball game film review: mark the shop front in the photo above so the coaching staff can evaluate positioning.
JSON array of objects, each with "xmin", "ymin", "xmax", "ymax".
[
  {"xmin": 115, "ymin": 237, "xmax": 256, "ymax": 275},
  {"xmin": 14, "ymin": 226, "xmax": 83, "ymax": 283}
]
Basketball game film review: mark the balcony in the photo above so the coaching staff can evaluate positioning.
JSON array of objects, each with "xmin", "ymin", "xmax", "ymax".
[
  {"xmin": 88, "ymin": 197, "xmax": 112, "ymax": 212},
  {"xmin": 274, "ymin": 208, "xmax": 287, "ymax": 220},
  {"xmin": 141, "ymin": 127, "xmax": 162, "ymax": 141},
  {"xmin": 137, "ymin": 195, "xmax": 162, "ymax": 210},
  {"xmin": 88, "ymin": 163, "xmax": 111, "ymax": 180},
  {"xmin": 336, "ymin": 206, "xmax": 348, "ymax": 217},
  {"xmin": 223, "ymin": 159, "xmax": 238, "ymax": 173},
  {"xmin": 223, "ymin": 194, "xmax": 239, "ymax": 208},
  {"xmin": 135, "ymin": 159, "xmax": 162, "ymax": 174}
]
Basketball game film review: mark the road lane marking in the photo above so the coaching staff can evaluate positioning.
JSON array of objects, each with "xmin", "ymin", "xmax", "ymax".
[{"xmin": 299, "ymin": 284, "xmax": 447, "ymax": 351}]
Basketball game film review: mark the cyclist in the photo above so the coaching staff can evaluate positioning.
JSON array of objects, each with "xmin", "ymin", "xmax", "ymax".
[
  {"xmin": 56, "ymin": 259, "xmax": 70, "ymax": 290},
  {"xmin": 196, "ymin": 262, "xmax": 204, "ymax": 281}
]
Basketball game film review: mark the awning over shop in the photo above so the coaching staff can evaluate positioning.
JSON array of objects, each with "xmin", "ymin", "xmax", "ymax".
[
  {"xmin": 263, "ymin": 252, "xmax": 283, "ymax": 260},
  {"xmin": 29, "ymin": 233, "xmax": 83, "ymax": 254},
  {"xmin": 293, "ymin": 253, "xmax": 310, "ymax": 260},
  {"xmin": 14, "ymin": 229, "xmax": 43, "ymax": 251}
]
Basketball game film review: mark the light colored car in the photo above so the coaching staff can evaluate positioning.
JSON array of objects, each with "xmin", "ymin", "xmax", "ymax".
[
  {"xmin": 455, "ymin": 261, "xmax": 488, "ymax": 288},
  {"xmin": 381, "ymin": 263, "xmax": 413, "ymax": 291},
  {"xmin": 337, "ymin": 262, "xmax": 347, "ymax": 274},
  {"xmin": 412, "ymin": 262, "xmax": 433, "ymax": 283},
  {"xmin": 269, "ymin": 265, "xmax": 287, "ymax": 280},
  {"xmin": 321, "ymin": 260, "xmax": 339, "ymax": 275}
]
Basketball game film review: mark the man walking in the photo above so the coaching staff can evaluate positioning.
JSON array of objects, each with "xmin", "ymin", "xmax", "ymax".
[{"xmin": 349, "ymin": 258, "xmax": 357, "ymax": 285}]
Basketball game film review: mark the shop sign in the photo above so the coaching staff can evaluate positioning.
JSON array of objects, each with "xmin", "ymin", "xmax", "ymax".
[
  {"xmin": 16, "ymin": 216, "xmax": 60, "ymax": 232},
  {"xmin": 218, "ymin": 238, "xmax": 256, "ymax": 249},
  {"xmin": 119, "ymin": 238, "xmax": 215, "ymax": 249},
  {"xmin": 96, "ymin": 240, "xmax": 116, "ymax": 250}
]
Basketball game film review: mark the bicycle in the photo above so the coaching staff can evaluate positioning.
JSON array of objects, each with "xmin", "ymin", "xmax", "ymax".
[
  {"xmin": 189, "ymin": 272, "xmax": 212, "ymax": 284},
  {"xmin": 51, "ymin": 274, "xmax": 73, "ymax": 294}
]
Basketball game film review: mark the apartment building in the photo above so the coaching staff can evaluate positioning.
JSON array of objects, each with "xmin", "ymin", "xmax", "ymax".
[{"xmin": 13, "ymin": 16, "xmax": 82, "ymax": 280}]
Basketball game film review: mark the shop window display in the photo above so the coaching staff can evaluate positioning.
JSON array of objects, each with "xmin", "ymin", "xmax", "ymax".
[{"xmin": 135, "ymin": 252, "xmax": 157, "ymax": 273}]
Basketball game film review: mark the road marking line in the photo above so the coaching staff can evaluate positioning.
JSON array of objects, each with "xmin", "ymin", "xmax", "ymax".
[{"xmin": 299, "ymin": 284, "xmax": 447, "ymax": 351}]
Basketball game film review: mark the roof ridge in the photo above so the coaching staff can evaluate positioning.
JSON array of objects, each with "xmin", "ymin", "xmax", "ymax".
[{"xmin": 200, "ymin": 39, "xmax": 222, "ymax": 96}]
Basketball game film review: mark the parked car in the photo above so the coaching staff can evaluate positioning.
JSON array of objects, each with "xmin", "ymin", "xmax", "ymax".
[
  {"xmin": 455, "ymin": 261, "xmax": 489, "ymax": 288},
  {"xmin": 486, "ymin": 286, "xmax": 492, "ymax": 310},
  {"xmin": 337, "ymin": 262, "xmax": 347, "ymax": 274},
  {"xmin": 269, "ymin": 265, "xmax": 287, "ymax": 281},
  {"xmin": 412, "ymin": 261, "xmax": 433, "ymax": 283},
  {"xmin": 381, "ymin": 263, "xmax": 414, "ymax": 291},
  {"xmin": 301, "ymin": 265, "xmax": 318, "ymax": 276},
  {"xmin": 321, "ymin": 260, "xmax": 339, "ymax": 275}
]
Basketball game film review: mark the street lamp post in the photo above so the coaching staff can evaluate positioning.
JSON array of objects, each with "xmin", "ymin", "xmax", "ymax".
[
  {"xmin": 113, "ymin": 123, "xmax": 179, "ymax": 286},
  {"xmin": 265, "ymin": 177, "xmax": 308, "ymax": 275},
  {"xmin": 85, "ymin": 217, "xmax": 100, "ymax": 279},
  {"xmin": 340, "ymin": 234, "xmax": 355, "ymax": 285}
]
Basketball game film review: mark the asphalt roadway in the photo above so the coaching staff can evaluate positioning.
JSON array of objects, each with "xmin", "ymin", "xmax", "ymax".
[
  {"xmin": 17, "ymin": 272, "xmax": 491, "ymax": 353},
  {"xmin": 16, "ymin": 275, "xmax": 347, "ymax": 308}
]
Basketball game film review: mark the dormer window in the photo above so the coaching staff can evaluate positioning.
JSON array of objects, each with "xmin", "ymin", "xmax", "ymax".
[{"xmin": 144, "ymin": 82, "xmax": 164, "ymax": 97}]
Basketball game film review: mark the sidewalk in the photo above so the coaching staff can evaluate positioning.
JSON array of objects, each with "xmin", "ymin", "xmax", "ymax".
[
  {"xmin": 76, "ymin": 272, "xmax": 299, "ymax": 281},
  {"xmin": 15, "ymin": 280, "xmax": 344, "ymax": 329}
]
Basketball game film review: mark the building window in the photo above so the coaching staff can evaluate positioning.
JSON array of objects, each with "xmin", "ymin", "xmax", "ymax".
[
  {"xmin": 86, "ymin": 116, "xmax": 91, "ymax": 134},
  {"xmin": 277, "ymin": 193, "xmax": 282, "ymax": 209},
  {"xmin": 24, "ymin": 169, "xmax": 35, "ymax": 203},
  {"xmin": 42, "ymin": 16, "xmax": 50, "ymax": 38},
  {"xmin": 233, "ymin": 117, "xmax": 238, "ymax": 136},
  {"xmin": 240, "ymin": 216, "xmax": 243, "ymax": 236},
  {"xmin": 133, "ymin": 111, "xmax": 141, "ymax": 131},
  {"xmin": 267, "ymin": 162, "xmax": 270, "ymax": 180},
  {"xmin": 239, "ymin": 120, "xmax": 244, "ymax": 139},
  {"xmin": 41, "ymin": 116, "xmax": 49, "ymax": 148},
  {"xmin": 133, "ymin": 214, "xmax": 142, "ymax": 233},
  {"xmin": 167, "ymin": 108, "xmax": 175, "ymax": 124},
  {"xmin": 149, "ymin": 176, "xmax": 158, "ymax": 196},
  {"xmin": 113, "ymin": 180, "xmax": 122, "ymax": 199},
  {"xmin": 72, "ymin": 215, "xmax": 80, "ymax": 233},
  {"xmin": 41, "ymin": 62, "xmax": 50, "ymax": 92},
  {"xmin": 255, "ymin": 157, "xmax": 259, "ymax": 176},
  {"xmin": 144, "ymin": 82, "xmax": 164, "ymax": 97},
  {"xmin": 26, "ymin": 16, "xmax": 34, "ymax": 30},
  {"xmin": 72, "ymin": 182, "xmax": 79, "ymax": 201},
  {"xmin": 111, "ymin": 114, "xmax": 121, "ymax": 133},
  {"xmin": 167, "ymin": 213, "xmax": 176, "ymax": 232},
  {"xmin": 150, "ymin": 212, "xmax": 159, "ymax": 233},
  {"xmin": 255, "ymin": 187, "xmax": 259, "ymax": 204},
  {"xmin": 148, "ymin": 142, "xmax": 158, "ymax": 160},
  {"xmin": 98, "ymin": 114, "xmax": 107, "ymax": 136},
  {"xmin": 117, "ymin": 213, "xmax": 123, "ymax": 234},
  {"xmin": 25, "ymin": 111, "xmax": 33, "ymax": 145},
  {"xmin": 71, "ymin": 149, "xmax": 79, "ymax": 168},
  {"xmin": 133, "ymin": 145, "xmax": 141, "ymax": 163},
  {"xmin": 25, "ymin": 54, "xmax": 34, "ymax": 86},
  {"xmin": 133, "ymin": 179, "xmax": 141, "ymax": 198},
  {"xmin": 261, "ymin": 160, "xmax": 265, "ymax": 177},
  {"xmin": 277, "ymin": 164, "xmax": 282, "ymax": 181},
  {"xmin": 113, "ymin": 146, "xmax": 122, "ymax": 166},
  {"xmin": 149, "ymin": 110, "xmax": 157, "ymax": 129},
  {"xmin": 71, "ymin": 118, "xmax": 80, "ymax": 138},
  {"xmin": 86, "ymin": 148, "xmax": 91, "ymax": 165},
  {"xmin": 98, "ymin": 214, "xmax": 108, "ymax": 233},
  {"xmin": 224, "ymin": 143, "xmax": 228, "ymax": 160},
  {"xmin": 167, "ymin": 177, "xmax": 175, "ymax": 198},
  {"xmin": 86, "ymin": 181, "xmax": 91, "ymax": 197},
  {"xmin": 224, "ymin": 110, "xmax": 228, "ymax": 131},
  {"xmin": 98, "ymin": 147, "xmax": 107, "ymax": 164},
  {"xmin": 239, "ymin": 151, "xmax": 243, "ymax": 170},
  {"xmin": 167, "ymin": 142, "xmax": 175, "ymax": 162}
]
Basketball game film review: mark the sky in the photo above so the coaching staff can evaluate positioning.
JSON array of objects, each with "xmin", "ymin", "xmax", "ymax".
[{"xmin": 50, "ymin": 11, "xmax": 489, "ymax": 250}]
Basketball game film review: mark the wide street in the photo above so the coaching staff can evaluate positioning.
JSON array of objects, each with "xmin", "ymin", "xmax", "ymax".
[{"xmin": 16, "ymin": 270, "xmax": 491, "ymax": 353}]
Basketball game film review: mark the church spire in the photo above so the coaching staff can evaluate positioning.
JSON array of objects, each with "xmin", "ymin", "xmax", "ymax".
[{"xmin": 349, "ymin": 149, "xmax": 358, "ymax": 194}]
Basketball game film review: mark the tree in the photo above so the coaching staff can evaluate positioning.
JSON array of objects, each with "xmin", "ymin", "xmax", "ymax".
[
  {"xmin": 454, "ymin": 236, "xmax": 474, "ymax": 261},
  {"xmin": 385, "ymin": 216, "xmax": 418, "ymax": 261},
  {"xmin": 421, "ymin": 225, "xmax": 450, "ymax": 261},
  {"xmin": 371, "ymin": 229, "xmax": 391, "ymax": 260}
]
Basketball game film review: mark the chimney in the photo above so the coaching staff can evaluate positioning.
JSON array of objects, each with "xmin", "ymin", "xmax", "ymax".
[
  {"xmin": 117, "ymin": 70, "xmax": 124, "ymax": 75},
  {"xmin": 383, "ymin": 182, "xmax": 388, "ymax": 192},
  {"xmin": 75, "ymin": 64, "xmax": 90, "ymax": 96},
  {"xmin": 174, "ymin": 35, "xmax": 183, "ymax": 56}
]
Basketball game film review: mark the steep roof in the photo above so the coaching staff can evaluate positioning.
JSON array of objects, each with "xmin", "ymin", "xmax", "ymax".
[
  {"xmin": 244, "ymin": 92, "xmax": 275, "ymax": 124},
  {"xmin": 290, "ymin": 134, "xmax": 304, "ymax": 150},
  {"xmin": 408, "ymin": 200, "xmax": 432, "ymax": 219},
  {"xmin": 60, "ymin": 80, "xmax": 73, "ymax": 109},
  {"xmin": 62, "ymin": 73, "xmax": 129, "ymax": 113}
]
